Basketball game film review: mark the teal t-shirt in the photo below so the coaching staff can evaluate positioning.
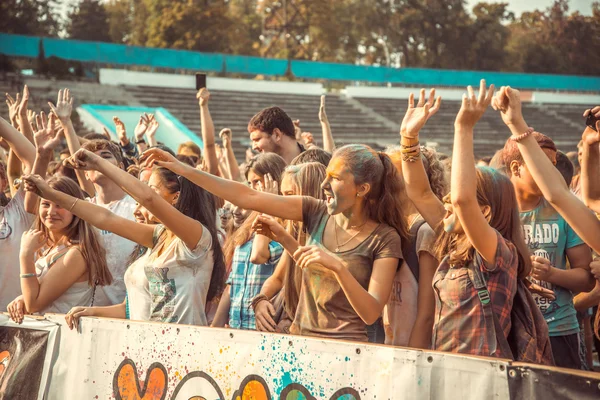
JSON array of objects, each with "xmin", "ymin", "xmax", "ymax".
[{"xmin": 520, "ymin": 199, "xmax": 584, "ymax": 336}]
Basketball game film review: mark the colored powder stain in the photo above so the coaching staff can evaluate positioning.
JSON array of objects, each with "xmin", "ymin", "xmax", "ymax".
[
  {"xmin": 242, "ymin": 380, "xmax": 269, "ymax": 400},
  {"xmin": 220, "ymin": 348, "xmax": 223, "ymax": 354},
  {"xmin": 418, "ymin": 376, "xmax": 422, "ymax": 386},
  {"xmin": 345, "ymin": 356, "xmax": 350, "ymax": 362},
  {"xmin": 226, "ymin": 365, "xmax": 229, "ymax": 371}
]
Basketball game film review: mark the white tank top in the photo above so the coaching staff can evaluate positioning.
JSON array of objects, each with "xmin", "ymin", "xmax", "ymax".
[{"xmin": 35, "ymin": 246, "xmax": 94, "ymax": 314}]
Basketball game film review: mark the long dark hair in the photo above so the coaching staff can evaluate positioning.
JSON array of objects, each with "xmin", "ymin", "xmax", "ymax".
[
  {"xmin": 153, "ymin": 167, "xmax": 225, "ymax": 301},
  {"xmin": 434, "ymin": 167, "xmax": 531, "ymax": 278},
  {"xmin": 35, "ymin": 176, "xmax": 112, "ymax": 287},
  {"xmin": 333, "ymin": 144, "xmax": 409, "ymax": 245}
]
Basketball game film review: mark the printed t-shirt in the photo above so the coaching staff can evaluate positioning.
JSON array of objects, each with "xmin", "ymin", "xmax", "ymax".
[
  {"xmin": 124, "ymin": 224, "xmax": 214, "ymax": 325},
  {"xmin": 432, "ymin": 230, "xmax": 519, "ymax": 356},
  {"xmin": 226, "ymin": 236, "xmax": 283, "ymax": 329},
  {"xmin": 89, "ymin": 195, "xmax": 137, "ymax": 305},
  {"xmin": 383, "ymin": 219, "xmax": 436, "ymax": 346},
  {"xmin": 0, "ymin": 189, "xmax": 35, "ymax": 310},
  {"xmin": 520, "ymin": 198, "xmax": 585, "ymax": 336},
  {"xmin": 290, "ymin": 197, "xmax": 403, "ymax": 342}
]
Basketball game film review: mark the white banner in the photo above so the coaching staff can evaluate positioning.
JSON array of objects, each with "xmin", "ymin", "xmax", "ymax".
[{"xmin": 26, "ymin": 313, "xmax": 512, "ymax": 399}]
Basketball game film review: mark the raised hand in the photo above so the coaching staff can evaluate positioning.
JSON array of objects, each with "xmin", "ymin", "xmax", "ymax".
[
  {"xmin": 318, "ymin": 95, "xmax": 328, "ymax": 123},
  {"xmin": 145, "ymin": 114, "xmax": 159, "ymax": 140},
  {"xmin": 63, "ymin": 148, "xmax": 102, "ymax": 171},
  {"xmin": 22, "ymin": 174, "xmax": 52, "ymax": 198},
  {"xmin": 48, "ymin": 88, "xmax": 73, "ymax": 121},
  {"xmin": 219, "ymin": 128, "xmax": 232, "ymax": 148},
  {"xmin": 27, "ymin": 110, "xmax": 36, "ymax": 126},
  {"xmin": 20, "ymin": 229, "xmax": 47, "ymax": 255},
  {"xmin": 400, "ymin": 88, "xmax": 442, "ymax": 138},
  {"xmin": 134, "ymin": 114, "xmax": 150, "ymax": 141},
  {"xmin": 257, "ymin": 173, "xmax": 278, "ymax": 195},
  {"xmin": 455, "ymin": 79, "xmax": 495, "ymax": 129},
  {"xmin": 17, "ymin": 85, "xmax": 30, "ymax": 117},
  {"xmin": 5, "ymin": 92, "xmax": 20, "ymax": 124},
  {"xmin": 301, "ymin": 131, "xmax": 314, "ymax": 146},
  {"xmin": 491, "ymin": 86, "xmax": 525, "ymax": 128},
  {"xmin": 113, "ymin": 116, "xmax": 127, "ymax": 143},
  {"xmin": 252, "ymin": 214, "xmax": 287, "ymax": 243},
  {"xmin": 582, "ymin": 106, "xmax": 600, "ymax": 145},
  {"xmin": 197, "ymin": 88, "xmax": 210, "ymax": 107},
  {"xmin": 33, "ymin": 112, "xmax": 62, "ymax": 153},
  {"xmin": 140, "ymin": 147, "xmax": 186, "ymax": 175},
  {"xmin": 293, "ymin": 119, "xmax": 302, "ymax": 140}
]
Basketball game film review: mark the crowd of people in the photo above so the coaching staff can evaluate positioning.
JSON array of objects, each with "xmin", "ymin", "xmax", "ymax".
[{"xmin": 1, "ymin": 80, "xmax": 600, "ymax": 371}]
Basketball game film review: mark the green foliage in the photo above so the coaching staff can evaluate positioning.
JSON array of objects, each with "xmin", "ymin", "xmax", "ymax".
[{"xmin": 68, "ymin": 0, "xmax": 111, "ymax": 42}]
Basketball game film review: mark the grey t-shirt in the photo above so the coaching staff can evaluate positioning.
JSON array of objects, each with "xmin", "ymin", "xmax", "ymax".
[{"xmin": 290, "ymin": 197, "xmax": 403, "ymax": 342}]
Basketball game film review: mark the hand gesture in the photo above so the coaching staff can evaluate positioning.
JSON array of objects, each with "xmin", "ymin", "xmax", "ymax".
[
  {"xmin": 140, "ymin": 148, "xmax": 187, "ymax": 175},
  {"xmin": 582, "ymin": 106, "xmax": 600, "ymax": 145},
  {"xmin": 525, "ymin": 279, "xmax": 556, "ymax": 301},
  {"xmin": 301, "ymin": 131, "xmax": 314, "ymax": 146},
  {"xmin": 219, "ymin": 128, "xmax": 232, "ymax": 148},
  {"xmin": 34, "ymin": 112, "xmax": 62, "ymax": 153},
  {"xmin": 590, "ymin": 259, "xmax": 600, "ymax": 281},
  {"xmin": 530, "ymin": 256, "xmax": 555, "ymax": 282},
  {"xmin": 318, "ymin": 95, "xmax": 328, "ymax": 123},
  {"xmin": 22, "ymin": 174, "xmax": 52, "ymax": 198},
  {"xmin": 134, "ymin": 114, "xmax": 150, "ymax": 141},
  {"xmin": 455, "ymin": 79, "xmax": 495, "ymax": 129},
  {"xmin": 17, "ymin": 85, "xmax": 30, "ymax": 117},
  {"xmin": 63, "ymin": 148, "xmax": 101, "ymax": 171},
  {"xmin": 48, "ymin": 88, "xmax": 73, "ymax": 121},
  {"xmin": 5, "ymin": 92, "xmax": 20, "ymax": 124},
  {"xmin": 7, "ymin": 296, "xmax": 27, "ymax": 324},
  {"xmin": 251, "ymin": 214, "xmax": 288, "ymax": 243},
  {"xmin": 27, "ymin": 109, "xmax": 36, "ymax": 126},
  {"xmin": 491, "ymin": 86, "xmax": 524, "ymax": 128},
  {"xmin": 293, "ymin": 245, "xmax": 343, "ymax": 273},
  {"xmin": 20, "ymin": 229, "xmax": 47, "ymax": 255},
  {"xmin": 113, "ymin": 116, "xmax": 127, "ymax": 142},
  {"xmin": 65, "ymin": 306, "xmax": 95, "ymax": 330},
  {"xmin": 215, "ymin": 143, "xmax": 225, "ymax": 162},
  {"xmin": 254, "ymin": 298, "xmax": 277, "ymax": 332},
  {"xmin": 293, "ymin": 119, "xmax": 302, "ymax": 140},
  {"xmin": 400, "ymin": 88, "xmax": 442, "ymax": 138},
  {"xmin": 197, "ymin": 88, "xmax": 210, "ymax": 107},
  {"xmin": 145, "ymin": 114, "xmax": 159, "ymax": 139},
  {"xmin": 257, "ymin": 173, "xmax": 278, "ymax": 195}
]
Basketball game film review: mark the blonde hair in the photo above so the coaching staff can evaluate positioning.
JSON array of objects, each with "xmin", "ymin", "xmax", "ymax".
[
  {"xmin": 177, "ymin": 141, "xmax": 201, "ymax": 156},
  {"xmin": 35, "ymin": 177, "xmax": 112, "ymax": 287}
]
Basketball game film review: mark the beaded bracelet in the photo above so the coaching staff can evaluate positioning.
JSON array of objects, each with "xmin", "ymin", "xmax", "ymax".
[
  {"xmin": 20, "ymin": 273, "xmax": 37, "ymax": 278},
  {"xmin": 510, "ymin": 127, "xmax": 535, "ymax": 143},
  {"xmin": 400, "ymin": 141, "xmax": 419, "ymax": 149}
]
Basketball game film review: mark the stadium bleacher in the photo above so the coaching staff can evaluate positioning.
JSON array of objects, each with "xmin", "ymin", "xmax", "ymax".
[{"xmin": 0, "ymin": 75, "xmax": 589, "ymax": 161}]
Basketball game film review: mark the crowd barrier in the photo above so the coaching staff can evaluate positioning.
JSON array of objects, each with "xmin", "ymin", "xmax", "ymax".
[
  {"xmin": 0, "ymin": 313, "xmax": 598, "ymax": 399},
  {"xmin": 1, "ymin": 33, "xmax": 599, "ymax": 91}
]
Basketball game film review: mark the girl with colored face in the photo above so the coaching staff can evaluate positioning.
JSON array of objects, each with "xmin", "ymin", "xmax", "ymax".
[
  {"xmin": 399, "ymin": 82, "xmax": 544, "ymax": 361},
  {"xmin": 7, "ymin": 176, "xmax": 112, "ymax": 324},
  {"xmin": 142, "ymin": 138, "xmax": 407, "ymax": 342}
]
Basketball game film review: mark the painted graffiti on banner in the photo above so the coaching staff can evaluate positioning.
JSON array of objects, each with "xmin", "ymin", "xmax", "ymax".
[
  {"xmin": 0, "ymin": 327, "xmax": 50, "ymax": 399},
  {"xmin": 113, "ymin": 358, "xmax": 361, "ymax": 400}
]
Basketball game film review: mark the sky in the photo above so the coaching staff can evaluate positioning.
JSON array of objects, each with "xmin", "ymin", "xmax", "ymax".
[{"xmin": 465, "ymin": 0, "xmax": 594, "ymax": 16}]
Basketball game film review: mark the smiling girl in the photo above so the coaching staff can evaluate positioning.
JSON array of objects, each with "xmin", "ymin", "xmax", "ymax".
[{"xmin": 141, "ymin": 142, "xmax": 408, "ymax": 342}]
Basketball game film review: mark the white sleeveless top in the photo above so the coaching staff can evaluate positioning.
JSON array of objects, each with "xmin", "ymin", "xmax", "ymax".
[{"xmin": 36, "ymin": 246, "xmax": 94, "ymax": 314}]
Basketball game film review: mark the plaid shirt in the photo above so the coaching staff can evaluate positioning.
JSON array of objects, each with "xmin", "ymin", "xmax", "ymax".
[
  {"xmin": 432, "ymin": 231, "xmax": 519, "ymax": 356},
  {"xmin": 227, "ymin": 236, "xmax": 283, "ymax": 330}
]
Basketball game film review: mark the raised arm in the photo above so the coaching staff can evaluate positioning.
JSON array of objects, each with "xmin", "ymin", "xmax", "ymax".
[
  {"xmin": 24, "ymin": 113, "xmax": 63, "ymax": 213},
  {"xmin": 580, "ymin": 108, "xmax": 600, "ymax": 213},
  {"xmin": 133, "ymin": 114, "xmax": 150, "ymax": 154},
  {"xmin": 16, "ymin": 85, "xmax": 34, "ymax": 145},
  {"xmin": 197, "ymin": 89, "xmax": 219, "ymax": 176},
  {"xmin": 65, "ymin": 148, "xmax": 204, "ymax": 250},
  {"xmin": 399, "ymin": 89, "xmax": 445, "ymax": 229},
  {"xmin": 0, "ymin": 116, "xmax": 35, "ymax": 175},
  {"xmin": 141, "ymin": 148, "xmax": 304, "ymax": 221},
  {"xmin": 145, "ymin": 114, "xmax": 159, "ymax": 148},
  {"xmin": 452, "ymin": 80, "xmax": 499, "ymax": 264},
  {"xmin": 49, "ymin": 89, "xmax": 96, "ymax": 196},
  {"xmin": 319, "ymin": 95, "xmax": 335, "ymax": 152},
  {"xmin": 492, "ymin": 87, "xmax": 600, "ymax": 254}
]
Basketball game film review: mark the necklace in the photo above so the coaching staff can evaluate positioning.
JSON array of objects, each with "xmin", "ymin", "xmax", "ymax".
[{"xmin": 334, "ymin": 218, "xmax": 368, "ymax": 252}]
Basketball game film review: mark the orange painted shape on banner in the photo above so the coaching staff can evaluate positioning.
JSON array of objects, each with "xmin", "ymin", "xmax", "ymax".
[
  {"xmin": 116, "ymin": 361, "xmax": 167, "ymax": 400},
  {"xmin": 237, "ymin": 379, "xmax": 269, "ymax": 400}
]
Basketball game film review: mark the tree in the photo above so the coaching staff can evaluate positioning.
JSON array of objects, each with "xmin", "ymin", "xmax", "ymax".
[
  {"xmin": 104, "ymin": 0, "xmax": 132, "ymax": 44},
  {"xmin": 67, "ymin": 0, "xmax": 112, "ymax": 42},
  {"xmin": 0, "ymin": 0, "xmax": 60, "ymax": 36}
]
